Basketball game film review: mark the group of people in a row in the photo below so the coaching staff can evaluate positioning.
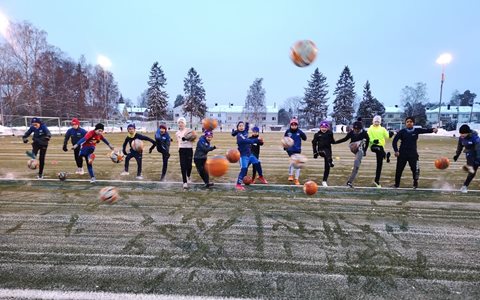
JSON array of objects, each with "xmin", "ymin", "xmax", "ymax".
[{"xmin": 21, "ymin": 115, "xmax": 479, "ymax": 192}]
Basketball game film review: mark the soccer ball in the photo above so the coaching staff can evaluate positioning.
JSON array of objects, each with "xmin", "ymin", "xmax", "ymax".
[
  {"xmin": 349, "ymin": 142, "xmax": 361, "ymax": 154},
  {"xmin": 434, "ymin": 157, "xmax": 450, "ymax": 170},
  {"xmin": 184, "ymin": 130, "xmax": 197, "ymax": 142},
  {"xmin": 243, "ymin": 175, "xmax": 253, "ymax": 185},
  {"xmin": 131, "ymin": 139, "xmax": 144, "ymax": 152},
  {"xmin": 206, "ymin": 156, "xmax": 229, "ymax": 177},
  {"xmin": 202, "ymin": 118, "xmax": 218, "ymax": 131},
  {"xmin": 290, "ymin": 40, "xmax": 317, "ymax": 67},
  {"xmin": 99, "ymin": 186, "xmax": 119, "ymax": 204},
  {"xmin": 290, "ymin": 154, "xmax": 307, "ymax": 169},
  {"xmin": 281, "ymin": 136, "xmax": 294, "ymax": 148},
  {"xmin": 226, "ymin": 149, "xmax": 240, "ymax": 163},
  {"xmin": 27, "ymin": 159, "xmax": 39, "ymax": 170},
  {"xmin": 57, "ymin": 172, "xmax": 67, "ymax": 181},
  {"xmin": 110, "ymin": 150, "xmax": 124, "ymax": 163},
  {"xmin": 303, "ymin": 180, "xmax": 318, "ymax": 195}
]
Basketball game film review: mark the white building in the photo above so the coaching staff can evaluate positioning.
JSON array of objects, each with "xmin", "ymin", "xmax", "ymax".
[
  {"xmin": 426, "ymin": 105, "xmax": 480, "ymax": 127},
  {"xmin": 383, "ymin": 106, "xmax": 404, "ymax": 129}
]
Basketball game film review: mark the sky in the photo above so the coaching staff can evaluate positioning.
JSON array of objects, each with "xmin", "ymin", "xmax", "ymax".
[{"xmin": 1, "ymin": 0, "xmax": 479, "ymax": 110}]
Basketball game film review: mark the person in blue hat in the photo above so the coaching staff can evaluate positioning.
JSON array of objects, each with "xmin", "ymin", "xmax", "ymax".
[{"xmin": 22, "ymin": 117, "xmax": 51, "ymax": 179}]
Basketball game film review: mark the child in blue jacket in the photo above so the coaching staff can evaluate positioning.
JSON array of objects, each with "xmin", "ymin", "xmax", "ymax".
[
  {"xmin": 63, "ymin": 118, "xmax": 87, "ymax": 174},
  {"xmin": 284, "ymin": 118, "xmax": 307, "ymax": 185},
  {"xmin": 22, "ymin": 117, "xmax": 51, "ymax": 179},
  {"xmin": 155, "ymin": 124, "xmax": 172, "ymax": 181}
]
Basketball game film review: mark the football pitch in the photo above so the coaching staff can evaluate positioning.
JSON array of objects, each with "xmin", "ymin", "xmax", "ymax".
[{"xmin": 0, "ymin": 132, "xmax": 479, "ymax": 299}]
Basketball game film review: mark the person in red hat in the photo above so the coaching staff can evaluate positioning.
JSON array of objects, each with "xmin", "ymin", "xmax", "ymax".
[
  {"xmin": 283, "ymin": 118, "xmax": 307, "ymax": 185},
  {"xmin": 63, "ymin": 118, "xmax": 87, "ymax": 174},
  {"xmin": 154, "ymin": 124, "xmax": 172, "ymax": 181}
]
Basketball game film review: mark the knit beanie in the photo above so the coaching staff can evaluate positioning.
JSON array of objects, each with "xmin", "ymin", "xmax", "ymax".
[
  {"xmin": 94, "ymin": 123, "xmax": 104, "ymax": 131},
  {"xmin": 71, "ymin": 118, "xmax": 80, "ymax": 126},
  {"xmin": 373, "ymin": 115, "xmax": 382, "ymax": 123},
  {"xmin": 31, "ymin": 117, "xmax": 41, "ymax": 124},
  {"xmin": 127, "ymin": 123, "xmax": 136, "ymax": 129},
  {"xmin": 459, "ymin": 124, "xmax": 471, "ymax": 134}
]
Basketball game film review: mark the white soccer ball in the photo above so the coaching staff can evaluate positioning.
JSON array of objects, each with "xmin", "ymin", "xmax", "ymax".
[
  {"xmin": 291, "ymin": 154, "xmax": 307, "ymax": 169},
  {"xmin": 99, "ymin": 186, "xmax": 119, "ymax": 204}
]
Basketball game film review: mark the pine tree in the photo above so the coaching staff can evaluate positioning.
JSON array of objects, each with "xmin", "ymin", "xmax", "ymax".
[
  {"xmin": 183, "ymin": 68, "xmax": 207, "ymax": 126},
  {"xmin": 356, "ymin": 81, "xmax": 385, "ymax": 126},
  {"xmin": 147, "ymin": 62, "xmax": 168, "ymax": 120},
  {"xmin": 332, "ymin": 66, "xmax": 356, "ymax": 125},
  {"xmin": 244, "ymin": 78, "xmax": 266, "ymax": 125},
  {"xmin": 301, "ymin": 68, "xmax": 329, "ymax": 127}
]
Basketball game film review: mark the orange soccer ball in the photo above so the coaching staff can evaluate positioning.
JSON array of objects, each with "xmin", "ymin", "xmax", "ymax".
[
  {"xmin": 290, "ymin": 40, "xmax": 318, "ymax": 67},
  {"xmin": 243, "ymin": 175, "xmax": 253, "ymax": 185},
  {"xmin": 434, "ymin": 157, "xmax": 450, "ymax": 170},
  {"xmin": 226, "ymin": 149, "xmax": 240, "ymax": 163},
  {"xmin": 303, "ymin": 180, "xmax": 318, "ymax": 196},
  {"xmin": 206, "ymin": 156, "xmax": 229, "ymax": 177},
  {"xmin": 202, "ymin": 118, "xmax": 218, "ymax": 131}
]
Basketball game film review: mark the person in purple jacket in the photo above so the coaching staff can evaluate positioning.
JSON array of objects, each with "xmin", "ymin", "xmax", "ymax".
[{"xmin": 63, "ymin": 118, "xmax": 87, "ymax": 174}]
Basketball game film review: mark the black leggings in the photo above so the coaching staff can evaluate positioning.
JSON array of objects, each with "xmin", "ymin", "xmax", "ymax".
[
  {"xmin": 179, "ymin": 148, "xmax": 193, "ymax": 183},
  {"xmin": 159, "ymin": 151, "xmax": 170, "ymax": 180},
  {"xmin": 32, "ymin": 143, "xmax": 47, "ymax": 176},
  {"xmin": 370, "ymin": 145, "xmax": 385, "ymax": 184},
  {"xmin": 318, "ymin": 149, "xmax": 333, "ymax": 181},
  {"xmin": 125, "ymin": 151, "xmax": 143, "ymax": 176},
  {"xmin": 194, "ymin": 158, "xmax": 209, "ymax": 184},
  {"xmin": 395, "ymin": 154, "xmax": 419, "ymax": 187},
  {"xmin": 73, "ymin": 146, "xmax": 83, "ymax": 168}
]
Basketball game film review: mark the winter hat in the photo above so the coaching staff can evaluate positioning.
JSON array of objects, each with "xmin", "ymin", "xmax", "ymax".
[
  {"xmin": 71, "ymin": 118, "xmax": 80, "ymax": 126},
  {"xmin": 373, "ymin": 115, "xmax": 382, "ymax": 123},
  {"xmin": 94, "ymin": 123, "xmax": 104, "ymax": 131},
  {"xmin": 459, "ymin": 124, "xmax": 471, "ymax": 134},
  {"xmin": 31, "ymin": 117, "xmax": 41, "ymax": 124},
  {"xmin": 252, "ymin": 126, "xmax": 260, "ymax": 132},
  {"xmin": 177, "ymin": 117, "xmax": 187, "ymax": 124},
  {"xmin": 290, "ymin": 118, "xmax": 298, "ymax": 125},
  {"xmin": 204, "ymin": 130, "xmax": 213, "ymax": 137},
  {"xmin": 319, "ymin": 121, "xmax": 329, "ymax": 128},
  {"xmin": 353, "ymin": 121, "xmax": 363, "ymax": 130},
  {"xmin": 127, "ymin": 123, "xmax": 136, "ymax": 129},
  {"xmin": 159, "ymin": 124, "xmax": 167, "ymax": 130}
]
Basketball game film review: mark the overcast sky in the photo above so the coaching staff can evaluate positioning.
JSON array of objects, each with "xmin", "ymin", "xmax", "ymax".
[{"xmin": 1, "ymin": 0, "xmax": 478, "ymax": 109}]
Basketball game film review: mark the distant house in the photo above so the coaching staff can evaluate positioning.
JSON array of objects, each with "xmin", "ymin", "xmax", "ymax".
[
  {"xmin": 426, "ymin": 105, "xmax": 480, "ymax": 127},
  {"xmin": 383, "ymin": 106, "xmax": 404, "ymax": 130},
  {"xmin": 125, "ymin": 106, "xmax": 149, "ymax": 120}
]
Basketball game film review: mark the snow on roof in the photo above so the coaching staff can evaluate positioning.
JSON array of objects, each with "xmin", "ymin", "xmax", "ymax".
[
  {"xmin": 426, "ymin": 105, "xmax": 480, "ymax": 113},
  {"xmin": 208, "ymin": 105, "xmax": 278, "ymax": 113},
  {"xmin": 384, "ymin": 106, "xmax": 403, "ymax": 113}
]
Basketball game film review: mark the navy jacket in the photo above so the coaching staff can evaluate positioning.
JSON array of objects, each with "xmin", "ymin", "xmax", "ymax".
[
  {"xmin": 155, "ymin": 129, "xmax": 171, "ymax": 154},
  {"xmin": 392, "ymin": 127, "xmax": 433, "ymax": 156},
  {"xmin": 63, "ymin": 127, "xmax": 87, "ymax": 146},
  {"xmin": 23, "ymin": 123, "xmax": 51, "ymax": 146},
  {"xmin": 284, "ymin": 128, "xmax": 307, "ymax": 155},
  {"xmin": 194, "ymin": 136, "xmax": 215, "ymax": 159},
  {"xmin": 455, "ymin": 130, "xmax": 480, "ymax": 162},
  {"xmin": 237, "ymin": 130, "xmax": 259, "ymax": 156},
  {"xmin": 312, "ymin": 130, "xmax": 335, "ymax": 153}
]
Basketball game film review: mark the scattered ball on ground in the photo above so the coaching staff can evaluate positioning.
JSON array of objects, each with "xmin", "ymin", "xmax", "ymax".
[
  {"xmin": 57, "ymin": 172, "xmax": 67, "ymax": 181},
  {"xmin": 243, "ymin": 175, "xmax": 253, "ymax": 185},
  {"xmin": 99, "ymin": 186, "xmax": 119, "ymax": 204},
  {"xmin": 226, "ymin": 149, "xmax": 240, "ymax": 163},
  {"xmin": 303, "ymin": 180, "xmax": 318, "ymax": 195},
  {"xmin": 206, "ymin": 156, "xmax": 229, "ymax": 177}
]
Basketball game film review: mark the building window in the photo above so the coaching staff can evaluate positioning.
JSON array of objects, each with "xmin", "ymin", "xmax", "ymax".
[
  {"xmin": 210, "ymin": 113, "xmax": 213, "ymax": 117},
  {"xmin": 218, "ymin": 113, "xmax": 221, "ymax": 117},
  {"xmin": 388, "ymin": 114, "xmax": 393, "ymax": 118},
  {"xmin": 228, "ymin": 117, "xmax": 232, "ymax": 121},
  {"xmin": 175, "ymin": 113, "xmax": 179, "ymax": 117},
  {"xmin": 262, "ymin": 117, "xmax": 266, "ymax": 120},
  {"xmin": 272, "ymin": 117, "xmax": 276, "ymax": 121}
]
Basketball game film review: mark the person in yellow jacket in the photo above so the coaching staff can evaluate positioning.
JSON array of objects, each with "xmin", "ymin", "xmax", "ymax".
[{"xmin": 367, "ymin": 115, "xmax": 393, "ymax": 187}]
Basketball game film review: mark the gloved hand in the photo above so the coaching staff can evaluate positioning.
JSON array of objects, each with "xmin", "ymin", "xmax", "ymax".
[
  {"xmin": 389, "ymin": 131, "xmax": 395, "ymax": 138},
  {"xmin": 212, "ymin": 145, "xmax": 217, "ymax": 150},
  {"xmin": 453, "ymin": 154, "xmax": 459, "ymax": 162},
  {"xmin": 313, "ymin": 153, "xmax": 318, "ymax": 159},
  {"xmin": 62, "ymin": 145, "xmax": 68, "ymax": 152},
  {"xmin": 149, "ymin": 145, "xmax": 155, "ymax": 154},
  {"xmin": 373, "ymin": 139, "xmax": 379, "ymax": 145},
  {"xmin": 181, "ymin": 137, "xmax": 186, "ymax": 141},
  {"xmin": 22, "ymin": 137, "xmax": 28, "ymax": 143}
]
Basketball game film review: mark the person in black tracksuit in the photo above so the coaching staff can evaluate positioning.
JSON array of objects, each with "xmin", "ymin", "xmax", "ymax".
[
  {"xmin": 392, "ymin": 116, "xmax": 437, "ymax": 188},
  {"xmin": 194, "ymin": 130, "xmax": 216, "ymax": 187},
  {"xmin": 62, "ymin": 118, "xmax": 87, "ymax": 174},
  {"xmin": 335, "ymin": 119, "xmax": 369, "ymax": 188},
  {"xmin": 453, "ymin": 124, "xmax": 480, "ymax": 193},
  {"xmin": 312, "ymin": 120, "xmax": 335, "ymax": 186},
  {"xmin": 248, "ymin": 126, "xmax": 264, "ymax": 182},
  {"xmin": 121, "ymin": 123, "xmax": 156, "ymax": 179},
  {"xmin": 155, "ymin": 124, "xmax": 172, "ymax": 181},
  {"xmin": 22, "ymin": 117, "xmax": 51, "ymax": 179}
]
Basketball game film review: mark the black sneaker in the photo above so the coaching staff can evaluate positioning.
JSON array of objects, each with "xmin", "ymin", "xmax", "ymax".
[
  {"xmin": 205, "ymin": 183, "xmax": 214, "ymax": 188},
  {"xmin": 386, "ymin": 152, "xmax": 391, "ymax": 163},
  {"xmin": 346, "ymin": 182, "xmax": 353, "ymax": 188},
  {"xmin": 329, "ymin": 162, "xmax": 335, "ymax": 168}
]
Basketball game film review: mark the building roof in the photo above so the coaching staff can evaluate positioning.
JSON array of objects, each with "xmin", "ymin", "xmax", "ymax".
[
  {"xmin": 208, "ymin": 105, "xmax": 278, "ymax": 113},
  {"xmin": 427, "ymin": 105, "xmax": 480, "ymax": 113},
  {"xmin": 126, "ymin": 107, "xmax": 148, "ymax": 113},
  {"xmin": 384, "ymin": 106, "xmax": 403, "ymax": 113}
]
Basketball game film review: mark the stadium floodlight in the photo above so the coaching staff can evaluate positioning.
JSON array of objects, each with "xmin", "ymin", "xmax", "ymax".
[
  {"xmin": 97, "ymin": 54, "xmax": 112, "ymax": 70},
  {"xmin": 0, "ymin": 10, "xmax": 9, "ymax": 38},
  {"xmin": 436, "ymin": 53, "xmax": 452, "ymax": 128}
]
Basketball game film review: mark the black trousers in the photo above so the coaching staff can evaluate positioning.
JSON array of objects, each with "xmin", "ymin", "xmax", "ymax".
[
  {"xmin": 32, "ymin": 143, "xmax": 47, "ymax": 176},
  {"xmin": 370, "ymin": 145, "xmax": 385, "ymax": 184},
  {"xmin": 318, "ymin": 149, "xmax": 333, "ymax": 182},
  {"xmin": 464, "ymin": 164, "xmax": 479, "ymax": 187},
  {"xmin": 395, "ymin": 154, "xmax": 419, "ymax": 187},
  {"xmin": 194, "ymin": 158, "xmax": 209, "ymax": 184},
  {"xmin": 179, "ymin": 148, "xmax": 193, "ymax": 183},
  {"xmin": 159, "ymin": 151, "xmax": 170, "ymax": 180},
  {"xmin": 73, "ymin": 146, "xmax": 83, "ymax": 168},
  {"xmin": 125, "ymin": 151, "xmax": 143, "ymax": 176}
]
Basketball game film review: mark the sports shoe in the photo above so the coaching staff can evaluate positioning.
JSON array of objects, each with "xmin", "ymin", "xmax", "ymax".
[
  {"xmin": 136, "ymin": 175, "xmax": 143, "ymax": 180},
  {"xmin": 322, "ymin": 181, "xmax": 328, "ymax": 187},
  {"xmin": 120, "ymin": 171, "xmax": 129, "ymax": 176},
  {"xmin": 460, "ymin": 185, "xmax": 468, "ymax": 193},
  {"xmin": 235, "ymin": 184, "xmax": 245, "ymax": 191},
  {"xmin": 90, "ymin": 177, "xmax": 96, "ymax": 184},
  {"xmin": 374, "ymin": 181, "xmax": 382, "ymax": 188},
  {"xmin": 88, "ymin": 153, "xmax": 96, "ymax": 165},
  {"xmin": 205, "ymin": 183, "xmax": 214, "ymax": 188},
  {"xmin": 257, "ymin": 176, "xmax": 268, "ymax": 184},
  {"xmin": 346, "ymin": 182, "xmax": 353, "ymax": 188},
  {"xmin": 386, "ymin": 152, "xmax": 391, "ymax": 163},
  {"xmin": 160, "ymin": 176, "xmax": 166, "ymax": 182},
  {"xmin": 183, "ymin": 183, "xmax": 188, "ymax": 189},
  {"xmin": 75, "ymin": 168, "xmax": 82, "ymax": 174},
  {"xmin": 187, "ymin": 176, "xmax": 192, "ymax": 183},
  {"xmin": 294, "ymin": 179, "xmax": 300, "ymax": 185},
  {"xmin": 37, "ymin": 175, "xmax": 43, "ymax": 180},
  {"xmin": 78, "ymin": 167, "xmax": 84, "ymax": 175},
  {"xmin": 288, "ymin": 175, "xmax": 294, "ymax": 181},
  {"xmin": 390, "ymin": 184, "xmax": 399, "ymax": 189}
]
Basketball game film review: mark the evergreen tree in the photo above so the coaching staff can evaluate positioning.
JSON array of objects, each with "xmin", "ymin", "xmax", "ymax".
[
  {"xmin": 174, "ymin": 94, "xmax": 184, "ymax": 108},
  {"xmin": 244, "ymin": 78, "xmax": 266, "ymax": 125},
  {"xmin": 301, "ymin": 68, "xmax": 329, "ymax": 127},
  {"xmin": 400, "ymin": 82, "xmax": 428, "ymax": 126},
  {"xmin": 459, "ymin": 90, "xmax": 477, "ymax": 106},
  {"xmin": 331, "ymin": 66, "xmax": 356, "ymax": 125},
  {"xmin": 278, "ymin": 108, "xmax": 291, "ymax": 125},
  {"xmin": 183, "ymin": 67, "xmax": 207, "ymax": 126},
  {"xmin": 356, "ymin": 81, "xmax": 385, "ymax": 126},
  {"xmin": 147, "ymin": 62, "xmax": 169, "ymax": 120}
]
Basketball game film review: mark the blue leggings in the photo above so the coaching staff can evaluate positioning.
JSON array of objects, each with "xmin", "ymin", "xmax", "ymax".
[{"xmin": 237, "ymin": 155, "xmax": 263, "ymax": 184}]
